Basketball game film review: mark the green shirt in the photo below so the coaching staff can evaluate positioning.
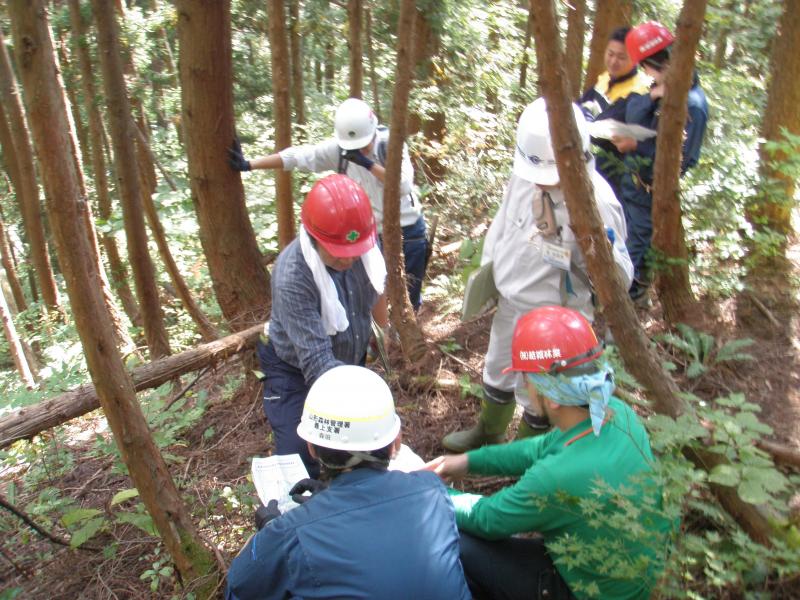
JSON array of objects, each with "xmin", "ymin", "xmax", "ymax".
[{"xmin": 451, "ymin": 398, "xmax": 670, "ymax": 599}]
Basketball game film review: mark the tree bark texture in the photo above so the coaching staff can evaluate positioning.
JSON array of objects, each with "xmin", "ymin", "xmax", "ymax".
[
  {"xmin": 583, "ymin": 0, "xmax": 631, "ymax": 94},
  {"xmin": 0, "ymin": 282, "xmax": 35, "ymax": 389},
  {"xmin": 347, "ymin": 0, "xmax": 364, "ymax": 98},
  {"xmin": 384, "ymin": 0, "xmax": 430, "ymax": 365},
  {"xmin": 564, "ymin": 0, "xmax": 586, "ymax": 99},
  {"xmin": 177, "ymin": 0, "xmax": 271, "ymax": 331},
  {"xmin": 519, "ymin": 5, "xmax": 534, "ymax": 91},
  {"xmin": 530, "ymin": 0, "xmax": 778, "ymax": 548},
  {"xmin": 651, "ymin": 0, "xmax": 708, "ymax": 325},
  {"xmin": 267, "ymin": 0, "xmax": 296, "ymax": 249},
  {"xmin": 749, "ymin": 0, "xmax": 800, "ymax": 239},
  {"xmin": 0, "ymin": 29, "xmax": 60, "ymax": 310},
  {"xmin": 8, "ymin": 1, "xmax": 220, "ymax": 590},
  {"xmin": 324, "ymin": 41, "xmax": 335, "ymax": 93},
  {"xmin": 67, "ymin": 0, "xmax": 142, "ymax": 329},
  {"xmin": 56, "ymin": 36, "xmax": 89, "ymax": 173},
  {"xmin": 92, "ymin": 0, "xmax": 172, "ymax": 360},
  {"xmin": 0, "ymin": 324, "xmax": 261, "ymax": 450},
  {"xmin": 288, "ymin": 0, "xmax": 306, "ymax": 126},
  {"xmin": 365, "ymin": 7, "xmax": 381, "ymax": 121},
  {"xmin": 0, "ymin": 208, "xmax": 28, "ymax": 313}
]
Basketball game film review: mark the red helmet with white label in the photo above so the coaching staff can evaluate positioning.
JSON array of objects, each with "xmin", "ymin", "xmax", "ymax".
[
  {"xmin": 301, "ymin": 174, "xmax": 377, "ymax": 258},
  {"xmin": 625, "ymin": 21, "xmax": 674, "ymax": 65},
  {"xmin": 503, "ymin": 306, "xmax": 603, "ymax": 374}
]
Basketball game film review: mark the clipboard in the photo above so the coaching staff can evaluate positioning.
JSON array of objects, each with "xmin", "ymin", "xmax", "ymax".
[{"xmin": 462, "ymin": 262, "xmax": 499, "ymax": 321}]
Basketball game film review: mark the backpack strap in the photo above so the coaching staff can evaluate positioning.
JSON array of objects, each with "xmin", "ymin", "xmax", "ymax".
[{"xmin": 337, "ymin": 150, "xmax": 348, "ymax": 175}]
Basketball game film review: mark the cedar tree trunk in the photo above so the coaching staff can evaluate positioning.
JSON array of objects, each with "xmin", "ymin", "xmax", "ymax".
[
  {"xmin": 519, "ymin": 5, "xmax": 534, "ymax": 91},
  {"xmin": 564, "ymin": 0, "xmax": 586, "ymax": 99},
  {"xmin": 0, "ymin": 282, "xmax": 35, "ymax": 389},
  {"xmin": 288, "ymin": 0, "xmax": 306, "ymax": 126},
  {"xmin": 529, "ymin": 0, "xmax": 779, "ymax": 547},
  {"xmin": 0, "ymin": 208, "xmax": 27, "ymax": 313},
  {"xmin": 348, "ymin": 0, "xmax": 364, "ymax": 98},
  {"xmin": 0, "ymin": 29, "xmax": 60, "ymax": 310},
  {"xmin": 365, "ymin": 6, "xmax": 381, "ymax": 120},
  {"xmin": 177, "ymin": 0, "xmax": 271, "ymax": 330},
  {"xmin": 651, "ymin": 0, "xmax": 708, "ymax": 325},
  {"xmin": 92, "ymin": 0, "xmax": 172, "ymax": 359},
  {"xmin": 8, "ymin": 1, "xmax": 220, "ymax": 591},
  {"xmin": 583, "ymin": 0, "xmax": 631, "ymax": 93},
  {"xmin": 267, "ymin": 0, "xmax": 296, "ymax": 249}
]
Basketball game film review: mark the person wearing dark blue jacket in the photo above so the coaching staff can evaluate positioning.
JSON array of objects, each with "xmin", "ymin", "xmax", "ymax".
[
  {"xmin": 225, "ymin": 366, "xmax": 470, "ymax": 600},
  {"xmin": 613, "ymin": 22, "xmax": 708, "ymax": 301}
]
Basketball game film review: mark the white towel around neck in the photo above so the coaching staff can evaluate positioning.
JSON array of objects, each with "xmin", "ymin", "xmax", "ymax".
[{"xmin": 299, "ymin": 226, "xmax": 386, "ymax": 335}]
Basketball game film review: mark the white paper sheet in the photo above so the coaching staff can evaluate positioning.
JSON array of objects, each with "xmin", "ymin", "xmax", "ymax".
[
  {"xmin": 251, "ymin": 454, "xmax": 310, "ymax": 513},
  {"xmin": 388, "ymin": 444, "xmax": 426, "ymax": 472},
  {"xmin": 587, "ymin": 119, "xmax": 657, "ymax": 142}
]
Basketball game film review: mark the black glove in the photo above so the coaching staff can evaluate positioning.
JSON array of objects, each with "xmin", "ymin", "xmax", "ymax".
[
  {"xmin": 254, "ymin": 499, "xmax": 281, "ymax": 530},
  {"xmin": 288, "ymin": 478, "xmax": 328, "ymax": 504},
  {"xmin": 228, "ymin": 137, "xmax": 251, "ymax": 172},
  {"xmin": 343, "ymin": 148, "xmax": 375, "ymax": 171}
]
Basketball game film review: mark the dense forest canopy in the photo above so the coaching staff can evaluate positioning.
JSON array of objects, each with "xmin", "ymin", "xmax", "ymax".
[{"xmin": 0, "ymin": 0, "xmax": 799, "ymax": 598}]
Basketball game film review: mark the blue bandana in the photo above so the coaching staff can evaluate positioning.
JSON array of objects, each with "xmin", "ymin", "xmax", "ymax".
[{"xmin": 526, "ymin": 363, "xmax": 615, "ymax": 436}]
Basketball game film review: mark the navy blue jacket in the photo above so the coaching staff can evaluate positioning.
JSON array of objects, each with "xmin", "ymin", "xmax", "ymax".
[{"xmin": 225, "ymin": 468, "xmax": 471, "ymax": 600}]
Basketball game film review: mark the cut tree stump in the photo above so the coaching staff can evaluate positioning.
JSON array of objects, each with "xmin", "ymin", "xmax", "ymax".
[{"xmin": 0, "ymin": 324, "xmax": 261, "ymax": 449}]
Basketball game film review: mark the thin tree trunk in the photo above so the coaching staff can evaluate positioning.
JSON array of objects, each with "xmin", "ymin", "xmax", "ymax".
[
  {"xmin": 651, "ymin": 1, "xmax": 708, "ymax": 325},
  {"xmin": 0, "ymin": 283, "xmax": 35, "ymax": 389},
  {"xmin": 530, "ymin": 0, "xmax": 779, "ymax": 548},
  {"xmin": 348, "ymin": 0, "xmax": 364, "ymax": 98},
  {"xmin": 315, "ymin": 59, "xmax": 323, "ymax": 92},
  {"xmin": 324, "ymin": 40, "xmax": 335, "ymax": 92},
  {"xmin": 0, "ymin": 324, "xmax": 261, "ymax": 450},
  {"xmin": 365, "ymin": 6, "xmax": 381, "ymax": 121},
  {"xmin": 0, "ymin": 210, "xmax": 28, "ymax": 313},
  {"xmin": 384, "ymin": 0, "xmax": 430, "ymax": 365},
  {"xmin": 584, "ymin": 0, "xmax": 631, "ymax": 94},
  {"xmin": 8, "ymin": 3, "xmax": 220, "ymax": 590},
  {"xmin": 747, "ymin": 0, "xmax": 800, "ymax": 242},
  {"xmin": 56, "ymin": 35, "xmax": 89, "ymax": 172},
  {"xmin": 0, "ymin": 29, "xmax": 60, "ymax": 310},
  {"xmin": 67, "ymin": 0, "xmax": 142, "ymax": 329},
  {"xmin": 267, "ymin": 0, "xmax": 296, "ymax": 249},
  {"xmin": 0, "ymin": 110, "xmax": 29, "ymax": 313},
  {"xmin": 177, "ymin": 0, "xmax": 271, "ymax": 331},
  {"xmin": 93, "ymin": 0, "xmax": 172, "ymax": 359},
  {"xmin": 288, "ymin": 0, "xmax": 306, "ymax": 126},
  {"xmin": 564, "ymin": 0, "xmax": 586, "ymax": 99},
  {"xmin": 519, "ymin": 5, "xmax": 534, "ymax": 91}
]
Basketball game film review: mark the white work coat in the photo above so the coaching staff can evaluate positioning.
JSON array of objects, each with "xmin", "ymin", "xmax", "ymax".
[
  {"xmin": 279, "ymin": 128, "xmax": 422, "ymax": 229},
  {"xmin": 482, "ymin": 170, "xmax": 633, "ymax": 322}
]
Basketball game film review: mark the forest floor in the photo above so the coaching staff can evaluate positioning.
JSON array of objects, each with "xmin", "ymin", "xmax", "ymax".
[{"xmin": 2, "ymin": 249, "xmax": 799, "ymax": 599}]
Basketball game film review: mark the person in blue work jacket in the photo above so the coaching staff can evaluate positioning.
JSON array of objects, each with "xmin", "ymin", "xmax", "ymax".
[
  {"xmin": 225, "ymin": 365, "xmax": 471, "ymax": 600},
  {"xmin": 612, "ymin": 21, "xmax": 708, "ymax": 302},
  {"xmin": 257, "ymin": 174, "xmax": 388, "ymax": 477}
]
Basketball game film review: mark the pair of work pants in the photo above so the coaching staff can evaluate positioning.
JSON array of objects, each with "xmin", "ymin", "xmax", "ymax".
[
  {"xmin": 459, "ymin": 533, "xmax": 575, "ymax": 600},
  {"xmin": 379, "ymin": 215, "xmax": 428, "ymax": 310},
  {"xmin": 256, "ymin": 340, "xmax": 319, "ymax": 478},
  {"xmin": 620, "ymin": 187, "xmax": 653, "ymax": 299}
]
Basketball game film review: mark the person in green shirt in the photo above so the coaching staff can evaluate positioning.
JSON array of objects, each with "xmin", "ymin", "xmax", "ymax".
[{"xmin": 425, "ymin": 306, "xmax": 671, "ymax": 600}]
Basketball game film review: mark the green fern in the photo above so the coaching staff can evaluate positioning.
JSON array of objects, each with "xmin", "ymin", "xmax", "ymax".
[{"xmin": 657, "ymin": 324, "xmax": 755, "ymax": 379}]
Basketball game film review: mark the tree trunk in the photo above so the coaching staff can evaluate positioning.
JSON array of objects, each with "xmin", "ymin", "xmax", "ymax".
[
  {"xmin": 583, "ymin": 0, "xmax": 631, "ymax": 93},
  {"xmin": 0, "ymin": 29, "xmax": 60, "ymax": 310},
  {"xmin": 0, "ymin": 208, "xmax": 28, "ymax": 314},
  {"xmin": 712, "ymin": 0, "xmax": 736, "ymax": 69},
  {"xmin": 651, "ymin": 0, "xmax": 708, "ymax": 325},
  {"xmin": 365, "ymin": 6, "xmax": 381, "ymax": 121},
  {"xmin": 324, "ymin": 41, "xmax": 335, "ymax": 93},
  {"xmin": 347, "ymin": 0, "xmax": 364, "ymax": 98},
  {"xmin": 0, "ymin": 283, "xmax": 35, "ymax": 389},
  {"xmin": 56, "ymin": 35, "xmax": 89, "ymax": 173},
  {"xmin": 519, "ymin": 5, "xmax": 534, "ymax": 91},
  {"xmin": 267, "ymin": 0, "xmax": 296, "ymax": 249},
  {"xmin": 177, "ymin": 0, "xmax": 271, "ymax": 331},
  {"xmin": 0, "ymin": 324, "xmax": 261, "ymax": 450},
  {"xmin": 564, "ymin": 0, "xmax": 586, "ymax": 99},
  {"xmin": 67, "ymin": 0, "xmax": 142, "ymax": 329},
  {"xmin": 747, "ymin": 0, "xmax": 800, "ymax": 243},
  {"xmin": 93, "ymin": 0, "xmax": 172, "ymax": 360},
  {"xmin": 288, "ymin": 0, "xmax": 306, "ymax": 127},
  {"xmin": 530, "ymin": 0, "xmax": 779, "ymax": 548},
  {"xmin": 384, "ymin": 0, "xmax": 431, "ymax": 365},
  {"xmin": 8, "ymin": 1, "xmax": 220, "ymax": 591}
]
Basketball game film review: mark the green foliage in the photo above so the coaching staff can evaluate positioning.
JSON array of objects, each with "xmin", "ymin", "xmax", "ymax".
[
  {"xmin": 457, "ymin": 374, "xmax": 484, "ymax": 400},
  {"xmin": 139, "ymin": 547, "xmax": 174, "ymax": 593},
  {"xmin": 657, "ymin": 324, "xmax": 754, "ymax": 379}
]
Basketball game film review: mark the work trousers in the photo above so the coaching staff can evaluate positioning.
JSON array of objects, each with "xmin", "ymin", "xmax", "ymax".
[
  {"xmin": 379, "ymin": 215, "xmax": 428, "ymax": 310},
  {"xmin": 620, "ymin": 186, "xmax": 653, "ymax": 299},
  {"xmin": 459, "ymin": 533, "xmax": 576, "ymax": 600}
]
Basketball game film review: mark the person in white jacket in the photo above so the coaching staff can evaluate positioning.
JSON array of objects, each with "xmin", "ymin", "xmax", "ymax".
[
  {"xmin": 229, "ymin": 98, "xmax": 428, "ymax": 309},
  {"xmin": 442, "ymin": 98, "xmax": 633, "ymax": 452}
]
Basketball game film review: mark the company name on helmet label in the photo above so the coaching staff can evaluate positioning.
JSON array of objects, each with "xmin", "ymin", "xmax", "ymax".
[
  {"xmin": 519, "ymin": 348, "xmax": 562, "ymax": 361},
  {"xmin": 638, "ymin": 36, "xmax": 665, "ymax": 53},
  {"xmin": 310, "ymin": 413, "xmax": 352, "ymax": 436}
]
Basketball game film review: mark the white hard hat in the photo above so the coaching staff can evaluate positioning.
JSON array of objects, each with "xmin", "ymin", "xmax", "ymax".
[
  {"xmin": 297, "ymin": 366, "xmax": 401, "ymax": 452},
  {"xmin": 334, "ymin": 98, "xmax": 379, "ymax": 150},
  {"xmin": 512, "ymin": 98, "xmax": 590, "ymax": 186}
]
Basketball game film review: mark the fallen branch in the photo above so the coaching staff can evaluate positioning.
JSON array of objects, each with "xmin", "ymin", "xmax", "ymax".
[
  {"xmin": 757, "ymin": 439, "xmax": 800, "ymax": 470},
  {"xmin": 0, "ymin": 493, "xmax": 94, "ymax": 550},
  {"xmin": 745, "ymin": 291, "xmax": 781, "ymax": 330},
  {"xmin": 0, "ymin": 325, "xmax": 262, "ymax": 449}
]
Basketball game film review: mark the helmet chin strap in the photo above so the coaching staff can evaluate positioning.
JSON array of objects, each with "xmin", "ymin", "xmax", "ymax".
[{"xmin": 318, "ymin": 451, "xmax": 390, "ymax": 471}]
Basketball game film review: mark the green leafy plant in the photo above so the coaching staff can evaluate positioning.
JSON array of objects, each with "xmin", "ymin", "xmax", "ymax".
[{"xmin": 657, "ymin": 324, "xmax": 754, "ymax": 379}]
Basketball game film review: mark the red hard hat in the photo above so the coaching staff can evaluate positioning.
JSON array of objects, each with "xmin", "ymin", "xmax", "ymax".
[
  {"xmin": 503, "ymin": 306, "xmax": 603, "ymax": 374},
  {"xmin": 301, "ymin": 174, "xmax": 377, "ymax": 258},
  {"xmin": 625, "ymin": 21, "xmax": 674, "ymax": 65}
]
